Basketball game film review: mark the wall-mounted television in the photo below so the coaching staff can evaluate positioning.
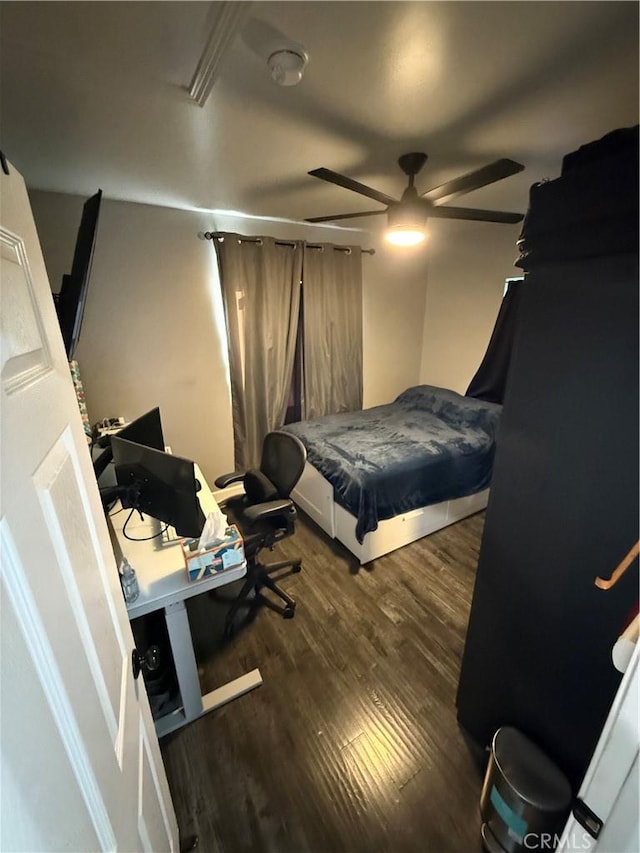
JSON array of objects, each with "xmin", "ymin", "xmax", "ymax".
[{"xmin": 54, "ymin": 189, "xmax": 102, "ymax": 359}]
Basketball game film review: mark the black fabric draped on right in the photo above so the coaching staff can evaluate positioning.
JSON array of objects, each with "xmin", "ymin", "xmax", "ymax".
[{"xmin": 465, "ymin": 278, "xmax": 524, "ymax": 405}]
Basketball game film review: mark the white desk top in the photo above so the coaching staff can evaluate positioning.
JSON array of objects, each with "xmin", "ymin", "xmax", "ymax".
[{"xmin": 111, "ymin": 465, "xmax": 246, "ymax": 620}]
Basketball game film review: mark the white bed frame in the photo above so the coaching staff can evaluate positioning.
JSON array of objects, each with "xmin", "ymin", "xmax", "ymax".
[{"xmin": 291, "ymin": 461, "xmax": 489, "ymax": 565}]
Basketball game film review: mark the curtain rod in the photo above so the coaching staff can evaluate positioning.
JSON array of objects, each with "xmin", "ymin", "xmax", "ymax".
[{"xmin": 204, "ymin": 231, "xmax": 375, "ymax": 255}]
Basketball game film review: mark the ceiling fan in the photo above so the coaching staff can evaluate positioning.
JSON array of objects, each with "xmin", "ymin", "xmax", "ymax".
[{"xmin": 305, "ymin": 153, "xmax": 525, "ymax": 245}]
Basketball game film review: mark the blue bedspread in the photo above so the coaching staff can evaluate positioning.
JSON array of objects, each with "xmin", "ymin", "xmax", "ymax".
[{"xmin": 282, "ymin": 386, "xmax": 502, "ymax": 544}]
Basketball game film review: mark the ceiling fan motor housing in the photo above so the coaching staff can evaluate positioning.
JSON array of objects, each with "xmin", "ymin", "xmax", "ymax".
[
  {"xmin": 387, "ymin": 197, "xmax": 430, "ymax": 229},
  {"xmin": 398, "ymin": 152, "xmax": 428, "ymax": 177}
]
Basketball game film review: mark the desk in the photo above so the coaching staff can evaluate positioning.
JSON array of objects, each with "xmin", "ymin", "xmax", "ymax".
[{"xmin": 111, "ymin": 467, "xmax": 262, "ymax": 737}]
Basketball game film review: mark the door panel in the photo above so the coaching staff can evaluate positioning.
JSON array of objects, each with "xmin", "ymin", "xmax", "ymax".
[
  {"xmin": 139, "ymin": 725, "xmax": 176, "ymax": 852},
  {"xmin": 0, "ymin": 229, "xmax": 53, "ymax": 392},
  {"xmin": 1, "ymin": 519, "xmax": 112, "ymax": 851},
  {"xmin": 0, "ymin": 161, "xmax": 177, "ymax": 851},
  {"xmin": 36, "ymin": 430, "xmax": 124, "ymax": 735}
]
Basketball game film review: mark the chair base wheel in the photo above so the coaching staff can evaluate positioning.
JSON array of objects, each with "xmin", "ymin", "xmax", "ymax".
[
  {"xmin": 283, "ymin": 605, "xmax": 296, "ymax": 619},
  {"xmin": 291, "ymin": 562, "xmax": 302, "ymax": 574}
]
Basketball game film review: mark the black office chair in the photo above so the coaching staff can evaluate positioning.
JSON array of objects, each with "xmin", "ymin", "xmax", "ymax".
[{"xmin": 214, "ymin": 430, "xmax": 307, "ymax": 636}]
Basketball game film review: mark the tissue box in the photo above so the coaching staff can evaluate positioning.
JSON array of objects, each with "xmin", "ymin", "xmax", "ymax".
[{"xmin": 181, "ymin": 525, "xmax": 245, "ymax": 583}]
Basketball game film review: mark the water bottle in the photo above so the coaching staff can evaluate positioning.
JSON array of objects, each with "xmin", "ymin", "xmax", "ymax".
[{"xmin": 121, "ymin": 558, "xmax": 139, "ymax": 603}]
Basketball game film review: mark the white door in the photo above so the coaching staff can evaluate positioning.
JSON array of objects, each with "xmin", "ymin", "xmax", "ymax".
[
  {"xmin": 558, "ymin": 645, "xmax": 639, "ymax": 852},
  {"xmin": 0, "ymin": 162, "xmax": 178, "ymax": 851}
]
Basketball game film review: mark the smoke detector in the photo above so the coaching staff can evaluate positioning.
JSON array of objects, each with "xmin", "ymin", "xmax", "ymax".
[{"xmin": 267, "ymin": 48, "xmax": 308, "ymax": 87}]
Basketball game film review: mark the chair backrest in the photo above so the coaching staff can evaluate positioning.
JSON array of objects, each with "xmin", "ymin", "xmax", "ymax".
[{"xmin": 260, "ymin": 431, "xmax": 307, "ymax": 499}]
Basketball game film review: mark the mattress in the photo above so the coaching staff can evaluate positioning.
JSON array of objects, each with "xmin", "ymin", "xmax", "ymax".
[{"xmin": 282, "ymin": 385, "xmax": 502, "ymax": 543}]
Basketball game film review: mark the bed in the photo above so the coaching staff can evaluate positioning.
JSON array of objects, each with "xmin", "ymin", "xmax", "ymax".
[{"xmin": 282, "ymin": 385, "xmax": 502, "ymax": 564}]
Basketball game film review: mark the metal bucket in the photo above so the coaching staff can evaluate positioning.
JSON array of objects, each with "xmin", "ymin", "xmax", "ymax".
[{"xmin": 480, "ymin": 727, "xmax": 572, "ymax": 852}]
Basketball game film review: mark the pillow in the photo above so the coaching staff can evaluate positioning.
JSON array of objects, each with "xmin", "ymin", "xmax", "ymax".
[
  {"xmin": 243, "ymin": 469, "xmax": 279, "ymax": 504},
  {"xmin": 395, "ymin": 384, "xmax": 502, "ymax": 434}
]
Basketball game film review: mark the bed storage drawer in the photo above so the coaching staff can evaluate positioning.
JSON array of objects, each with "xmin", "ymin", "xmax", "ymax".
[
  {"xmin": 334, "ymin": 489, "xmax": 490, "ymax": 565},
  {"xmin": 335, "ymin": 500, "xmax": 450, "ymax": 564},
  {"xmin": 447, "ymin": 489, "xmax": 490, "ymax": 524}
]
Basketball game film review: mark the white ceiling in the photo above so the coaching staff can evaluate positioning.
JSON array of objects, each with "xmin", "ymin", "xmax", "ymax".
[{"xmin": 1, "ymin": 1, "xmax": 638, "ymax": 229}]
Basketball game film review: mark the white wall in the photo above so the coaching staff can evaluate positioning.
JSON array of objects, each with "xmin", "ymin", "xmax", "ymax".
[
  {"xmin": 419, "ymin": 219, "xmax": 522, "ymax": 394},
  {"xmin": 29, "ymin": 190, "xmax": 429, "ymax": 483}
]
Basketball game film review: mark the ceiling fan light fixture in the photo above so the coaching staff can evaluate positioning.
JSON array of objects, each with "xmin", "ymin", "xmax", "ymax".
[
  {"xmin": 385, "ymin": 227, "xmax": 427, "ymax": 247},
  {"xmin": 385, "ymin": 199, "xmax": 429, "ymax": 246}
]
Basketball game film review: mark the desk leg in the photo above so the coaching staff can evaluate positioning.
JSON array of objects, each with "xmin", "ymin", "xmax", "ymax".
[
  {"xmin": 158, "ymin": 599, "xmax": 263, "ymax": 739},
  {"xmin": 164, "ymin": 599, "xmax": 204, "ymax": 721}
]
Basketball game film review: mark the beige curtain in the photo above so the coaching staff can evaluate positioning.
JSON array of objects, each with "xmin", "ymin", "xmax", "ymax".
[
  {"xmin": 214, "ymin": 234, "xmax": 302, "ymax": 469},
  {"xmin": 302, "ymin": 244, "xmax": 363, "ymax": 419}
]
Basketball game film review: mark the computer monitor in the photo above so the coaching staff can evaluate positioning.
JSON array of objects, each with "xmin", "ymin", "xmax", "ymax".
[
  {"xmin": 94, "ymin": 406, "xmax": 165, "ymax": 481},
  {"xmin": 118, "ymin": 407, "xmax": 165, "ymax": 451},
  {"xmin": 111, "ymin": 436, "xmax": 205, "ymax": 538}
]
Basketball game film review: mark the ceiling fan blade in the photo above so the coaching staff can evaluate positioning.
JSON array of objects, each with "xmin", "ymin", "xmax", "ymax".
[
  {"xmin": 429, "ymin": 206, "xmax": 524, "ymax": 224},
  {"xmin": 304, "ymin": 210, "xmax": 386, "ymax": 223},
  {"xmin": 308, "ymin": 167, "xmax": 398, "ymax": 206},
  {"xmin": 422, "ymin": 159, "xmax": 524, "ymax": 204}
]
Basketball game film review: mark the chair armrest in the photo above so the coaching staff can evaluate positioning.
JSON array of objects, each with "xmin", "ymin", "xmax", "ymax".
[
  {"xmin": 214, "ymin": 471, "xmax": 245, "ymax": 489},
  {"xmin": 244, "ymin": 499, "xmax": 296, "ymax": 524}
]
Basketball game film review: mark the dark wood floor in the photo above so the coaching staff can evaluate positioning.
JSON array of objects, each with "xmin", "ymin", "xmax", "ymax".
[{"xmin": 160, "ymin": 512, "xmax": 487, "ymax": 853}]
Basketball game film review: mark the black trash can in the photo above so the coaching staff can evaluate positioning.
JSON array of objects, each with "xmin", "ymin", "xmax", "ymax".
[{"xmin": 480, "ymin": 727, "xmax": 572, "ymax": 852}]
